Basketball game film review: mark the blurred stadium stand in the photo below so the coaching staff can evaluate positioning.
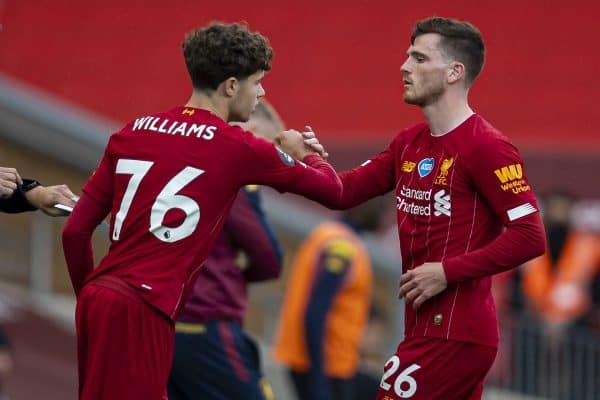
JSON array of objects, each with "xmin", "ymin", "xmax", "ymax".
[{"xmin": 0, "ymin": 1, "xmax": 599, "ymax": 399}]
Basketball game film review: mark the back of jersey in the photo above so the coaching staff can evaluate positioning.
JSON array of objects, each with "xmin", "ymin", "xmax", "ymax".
[{"xmin": 84, "ymin": 106, "xmax": 247, "ymax": 318}]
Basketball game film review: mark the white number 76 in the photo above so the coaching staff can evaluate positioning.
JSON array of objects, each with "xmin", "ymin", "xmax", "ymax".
[
  {"xmin": 113, "ymin": 159, "xmax": 204, "ymax": 243},
  {"xmin": 379, "ymin": 356, "xmax": 421, "ymax": 398}
]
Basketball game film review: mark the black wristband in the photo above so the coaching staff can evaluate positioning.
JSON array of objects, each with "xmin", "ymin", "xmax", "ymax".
[{"xmin": 21, "ymin": 179, "xmax": 41, "ymax": 192}]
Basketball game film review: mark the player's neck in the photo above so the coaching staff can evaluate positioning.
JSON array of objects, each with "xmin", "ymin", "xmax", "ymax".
[
  {"xmin": 422, "ymin": 91, "xmax": 474, "ymax": 136},
  {"xmin": 185, "ymin": 91, "xmax": 229, "ymax": 121}
]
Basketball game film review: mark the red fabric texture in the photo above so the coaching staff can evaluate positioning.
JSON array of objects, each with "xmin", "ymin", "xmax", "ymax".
[{"xmin": 76, "ymin": 281, "xmax": 174, "ymax": 400}]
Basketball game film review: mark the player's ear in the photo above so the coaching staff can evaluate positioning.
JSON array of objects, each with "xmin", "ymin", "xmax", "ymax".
[
  {"xmin": 223, "ymin": 77, "xmax": 239, "ymax": 97},
  {"xmin": 447, "ymin": 61, "xmax": 465, "ymax": 84}
]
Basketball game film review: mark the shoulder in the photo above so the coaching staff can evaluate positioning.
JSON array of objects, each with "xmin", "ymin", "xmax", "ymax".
[
  {"xmin": 313, "ymin": 222, "xmax": 359, "ymax": 254},
  {"xmin": 221, "ymin": 124, "xmax": 269, "ymax": 147},
  {"xmin": 320, "ymin": 236, "xmax": 358, "ymax": 274},
  {"xmin": 470, "ymin": 115, "xmax": 512, "ymax": 145},
  {"xmin": 463, "ymin": 115, "xmax": 519, "ymax": 157},
  {"xmin": 391, "ymin": 122, "xmax": 429, "ymax": 148}
]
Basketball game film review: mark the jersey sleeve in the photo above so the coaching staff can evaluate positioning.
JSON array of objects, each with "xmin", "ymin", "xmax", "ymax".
[
  {"xmin": 443, "ymin": 137, "xmax": 546, "ymax": 283},
  {"xmin": 234, "ymin": 129, "xmax": 342, "ymax": 206},
  {"xmin": 62, "ymin": 192, "xmax": 112, "ymax": 295},
  {"xmin": 336, "ymin": 135, "xmax": 399, "ymax": 209},
  {"xmin": 469, "ymin": 137, "xmax": 538, "ymax": 224},
  {"xmin": 63, "ymin": 141, "xmax": 115, "ymax": 295},
  {"xmin": 82, "ymin": 139, "xmax": 115, "ymax": 208}
]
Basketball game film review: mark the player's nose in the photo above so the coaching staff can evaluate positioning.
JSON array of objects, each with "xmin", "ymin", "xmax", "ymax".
[{"xmin": 400, "ymin": 58, "xmax": 411, "ymax": 74}]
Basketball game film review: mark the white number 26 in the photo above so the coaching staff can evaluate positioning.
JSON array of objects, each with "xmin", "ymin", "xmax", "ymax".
[{"xmin": 379, "ymin": 356, "xmax": 421, "ymax": 398}]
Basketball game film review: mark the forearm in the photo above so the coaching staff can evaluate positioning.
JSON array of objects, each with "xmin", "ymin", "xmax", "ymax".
[
  {"xmin": 443, "ymin": 212, "xmax": 546, "ymax": 284},
  {"xmin": 61, "ymin": 193, "xmax": 109, "ymax": 295},
  {"xmin": 292, "ymin": 155, "xmax": 343, "ymax": 207}
]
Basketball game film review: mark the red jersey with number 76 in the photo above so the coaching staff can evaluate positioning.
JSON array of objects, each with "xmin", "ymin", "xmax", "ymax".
[{"xmin": 72, "ymin": 106, "xmax": 341, "ymax": 320}]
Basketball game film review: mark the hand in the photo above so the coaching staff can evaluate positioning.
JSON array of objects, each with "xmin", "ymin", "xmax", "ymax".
[
  {"xmin": 301, "ymin": 126, "xmax": 328, "ymax": 159},
  {"xmin": 398, "ymin": 262, "xmax": 448, "ymax": 309},
  {"xmin": 275, "ymin": 129, "xmax": 319, "ymax": 160},
  {"xmin": 0, "ymin": 167, "xmax": 22, "ymax": 198},
  {"xmin": 25, "ymin": 184, "xmax": 77, "ymax": 217}
]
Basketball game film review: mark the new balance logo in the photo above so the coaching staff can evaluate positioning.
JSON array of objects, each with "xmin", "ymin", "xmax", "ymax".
[
  {"xmin": 433, "ymin": 189, "xmax": 451, "ymax": 217},
  {"xmin": 494, "ymin": 164, "xmax": 523, "ymax": 183}
]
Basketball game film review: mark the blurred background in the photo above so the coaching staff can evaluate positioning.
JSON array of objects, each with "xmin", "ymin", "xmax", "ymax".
[{"xmin": 0, "ymin": 0, "xmax": 599, "ymax": 399}]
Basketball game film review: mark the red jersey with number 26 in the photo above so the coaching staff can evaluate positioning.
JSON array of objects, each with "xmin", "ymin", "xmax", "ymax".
[
  {"xmin": 336, "ymin": 114, "xmax": 545, "ymax": 347},
  {"xmin": 74, "ymin": 106, "xmax": 341, "ymax": 320}
]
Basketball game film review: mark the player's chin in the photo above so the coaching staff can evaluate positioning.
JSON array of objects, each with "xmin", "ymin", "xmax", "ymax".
[
  {"xmin": 230, "ymin": 111, "xmax": 251, "ymax": 123},
  {"xmin": 403, "ymin": 93, "xmax": 424, "ymax": 106}
]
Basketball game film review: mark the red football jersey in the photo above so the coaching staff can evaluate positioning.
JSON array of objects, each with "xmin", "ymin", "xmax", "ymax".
[
  {"xmin": 70, "ymin": 106, "xmax": 341, "ymax": 319},
  {"xmin": 336, "ymin": 114, "xmax": 544, "ymax": 347}
]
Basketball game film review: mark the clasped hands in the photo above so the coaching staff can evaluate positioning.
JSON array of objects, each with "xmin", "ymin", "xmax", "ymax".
[
  {"xmin": 398, "ymin": 262, "xmax": 448, "ymax": 309},
  {"xmin": 275, "ymin": 126, "xmax": 328, "ymax": 160}
]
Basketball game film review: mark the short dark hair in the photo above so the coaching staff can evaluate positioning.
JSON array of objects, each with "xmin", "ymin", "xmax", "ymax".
[
  {"xmin": 182, "ymin": 22, "xmax": 274, "ymax": 90},
  {"xmin": 411, "ymin": 17, "xmax": 485, "ymax": 86}
]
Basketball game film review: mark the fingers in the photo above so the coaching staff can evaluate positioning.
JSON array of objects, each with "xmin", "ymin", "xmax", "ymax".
[
  {"xmin": 303, "ymin": 137, "xmax": 320, "ymax": 146},
  {"xmin": 55, "ymin": 185, "xmax": 77, "ymax": 207},
  {"xmin": 413, "ymin": 293, "xmax": 429, "ymax": 309},
  {"xmin": 404, "ymin": 287, "xmax": 421, "ymax": 303},
  {"xmin": 0, "ymin": 167, "xmax": 21, "ymax": 198},
  {"xmin": 398, "ymin": 273, "xmax": 414, "ymax": 299},
  {"xmin": 0, "ymin": 185, "xmax": 15, "ymax": 198},
  {"xmin": 399, "ymin": 271, "xmax": 413, "ymax": 285},
  {"xmin": 300, "ymin": 127, "xmax": 329, "ymax": 158},
  {"xmin": 304, "ymin": 141, "xmax": 328, "ymax": 158},
  {"xmin": 399, "ymin": 281, "xmax": 431, "ymax": 309},
  {"xmin": 0, "ymin": 167, "xmax": 21, "ymax": 184}
]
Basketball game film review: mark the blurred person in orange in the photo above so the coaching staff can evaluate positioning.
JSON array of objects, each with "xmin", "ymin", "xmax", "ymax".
[
  {"xmin": 523, "ymin": 195, "xmax": 600, "ymax": 331},
  {"xmin": 272, "ymin": 199, "xmax": 381, "ymax": 400}
]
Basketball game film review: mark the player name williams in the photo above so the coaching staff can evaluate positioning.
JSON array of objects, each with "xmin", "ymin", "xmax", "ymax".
[{"xmin": 132, "ymin": 116, "xmax": 217, "ymax": 140}]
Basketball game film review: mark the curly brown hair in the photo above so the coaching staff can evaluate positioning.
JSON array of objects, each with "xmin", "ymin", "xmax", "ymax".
[
  {"xmin": 182, "ymin": 22, "xmax": 274, "ymax": 91},
  {"xmin": 411, "ymin": 17, "xmax": 485, "ymax": 86}
]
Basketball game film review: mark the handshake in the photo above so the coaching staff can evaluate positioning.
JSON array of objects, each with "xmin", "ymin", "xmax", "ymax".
[{"xmin": 275, "ymin": 126, "xmax": 329, "ymax": 160}]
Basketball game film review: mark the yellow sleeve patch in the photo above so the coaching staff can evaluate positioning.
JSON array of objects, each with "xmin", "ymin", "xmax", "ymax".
[
  {"xmin": 324, "ymin": 240, "xmax": 356, "ymax": 258},
  {"xmin": 322, "ymin": 239, "xmax": 355, "ymax": 274}
]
